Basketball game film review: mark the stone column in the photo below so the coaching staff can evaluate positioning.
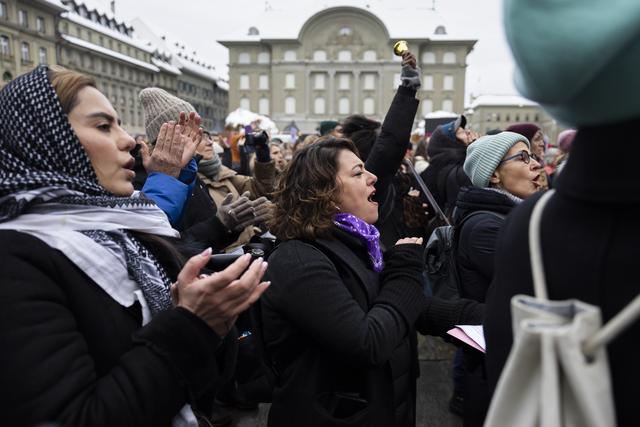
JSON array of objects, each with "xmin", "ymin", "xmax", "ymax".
[
  {"xmin": 328, "ymin": 70, "xmax": 335, "ymax": 115},
  {"xmin": 353, "ymin": 70, "xmax": 360, "ymax": 114}
]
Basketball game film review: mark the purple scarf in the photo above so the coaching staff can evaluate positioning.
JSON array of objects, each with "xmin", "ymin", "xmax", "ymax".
[{"xmin": 333, "ymin": 213, "xmax": 384, "ymax": 273}]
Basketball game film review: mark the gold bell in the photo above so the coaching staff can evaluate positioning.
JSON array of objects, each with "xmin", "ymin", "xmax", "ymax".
[{"xmin": 393, "ymin": 40, "xmax": 409, "ymax": 56}]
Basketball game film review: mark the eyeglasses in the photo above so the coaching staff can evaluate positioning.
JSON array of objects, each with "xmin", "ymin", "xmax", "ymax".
[{"xmin": 499, "ymin": 150, "xmax": 531, "ymax": 165}]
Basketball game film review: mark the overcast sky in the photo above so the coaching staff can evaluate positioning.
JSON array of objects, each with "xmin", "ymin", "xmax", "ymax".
[{"xmin": 84, "ymin": 0, "xmax": 518, "ymax": 104}]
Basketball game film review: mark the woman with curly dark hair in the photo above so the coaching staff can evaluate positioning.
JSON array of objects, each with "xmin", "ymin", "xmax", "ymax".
[{"xmin": 261, "ymin": 137, "xmax": 482, "ymax": 427}]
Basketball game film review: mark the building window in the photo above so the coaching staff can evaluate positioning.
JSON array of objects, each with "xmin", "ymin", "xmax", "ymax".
[
  {"xmin": 285, "ymin": 73, "xmax": 295, "ymax": 89},
  {"xmin": 442, "ymin": 99, "xmax": 453, "ymax": 112},
  {"xmin": 238, "ymin": 52, "xmax": 250, "ymax": 64},
  {"xmin": 283, "ymin": 50, "xmax": 296, "ymax": 61},
  {"xmin": 240, "ymin": 97, "xmax": 250, "ymax": 110},
  {"xmin": 0, "ymin": 2, "xmax": 7, "ymax": 20},
  {"xmin": 443, "ymin": 52, "xmax": 456, "ymax": 64},
  {"xmin": 534, "ymin": 113, "xmax": 540, "ymax": 122},
  {"xmin": 338, "ymin": 74, "xmax": 350, "ymax": 90},
  {"xmin": 313, "ymin": 50, "xmax": 326, "ymax": 61},
  {"xmin": 338, "ymin": 26, "xmax": 352, "ymax": 36},
  {"xmin": 363, "ymin": 97, "xmax": 375, "ymax": 115},
  {"xmin": 20, "ymin": 42, "xmax": 30, "ymax": 62},
  {"xmin": 423, "ymin": 75, "xmax": 434, "ymax": 90},
  {"xmin": 284, "ymin": 96, "xmax": 295, "ymax": 114},
  {"xmin": 314, "ymin": 73, "xmax": 325, "ymax": 90},
  {"xmin": 422, "ymin": 51, "xmax": 436, "ymax": 64},
  {"xmin": 337, "ymin": 50, "xmax": 352, "ymax": 62},
  {"xmin": 18, "ymin": 10, "xmax": 28, "ymax": 27},
  {"xmin": 362, "ymin": 50, "xmax": 377, "ymax": 61},
  {"xmin": 258, "ymin": 74, "xmax": 269, "ymax": 90},
  {"xmin": 36, "ymin": 17, "xmax": 45, "ymax": 33},
  {"xmin": 443, "ymin": 75, "xmax": 454, "ymax": 91},
  {"xmin": 338, "ymin": 97, "xmax": 350, "ymax": 115},
  {"xmin": 257, "ymin": 52, "xmax": 270, "ymax": 64},
  {"xmin": 0, "ymin": 35, "xmax": 10, "ymax": 57},
  {"xmin": 363, "ymin": 74, "xmax": 376, "ymax": 90},
  {"xmin": 258, "ymin": 98, "xmax": 269, "ymax": 115},
  {"xmin": 314, "ymin": 97, "xmax": 326, "ymax": 115},
  {"xmin": 239, "ymin": 74, "xmax": 250, "ymax": 90},
  {"xmin": 38, "ymin": 47, "xmax": 47, "ymax": 64},
  {"xmin": 422, "ymin": 99, "xmax": 433, "ymax": 116}
]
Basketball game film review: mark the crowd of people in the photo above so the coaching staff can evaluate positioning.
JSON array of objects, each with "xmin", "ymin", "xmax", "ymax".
[{"xmin": 0, "ymin": 0, "xmax": 637, "ymax": 426}]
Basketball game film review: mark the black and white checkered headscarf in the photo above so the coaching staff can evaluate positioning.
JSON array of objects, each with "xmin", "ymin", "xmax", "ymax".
[{"xmin": 0, "ymin": 66, "xmax": 178, "ymax": 320}]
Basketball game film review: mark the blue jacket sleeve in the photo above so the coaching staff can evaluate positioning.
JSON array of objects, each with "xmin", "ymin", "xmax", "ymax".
[
  {"xmin": 178, "ymin": 158, "xmax": 197, "ymax": 184},
  {"xmin": 142, "ymin": 173, "xmax": 190, "ymax": 226}
]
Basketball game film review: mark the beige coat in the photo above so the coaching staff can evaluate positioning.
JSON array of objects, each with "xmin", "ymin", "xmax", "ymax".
[{"xmin": 199, "ymin": 161, "xmax": 276, "ymax": 252}]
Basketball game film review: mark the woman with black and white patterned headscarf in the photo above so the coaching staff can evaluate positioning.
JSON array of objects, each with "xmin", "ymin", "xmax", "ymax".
[{"xmin": 0, "ymin": 65, "xmax": 270, "ymax": 426}]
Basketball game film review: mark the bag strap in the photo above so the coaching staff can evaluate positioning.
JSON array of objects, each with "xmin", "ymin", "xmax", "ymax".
[
  {"xmin": 403, "ymin": 158, "xmax": 450, "ymax": 226},
  {"xmin": 528, "ymin": 189, "xmax": 640, "ymax": 356}
]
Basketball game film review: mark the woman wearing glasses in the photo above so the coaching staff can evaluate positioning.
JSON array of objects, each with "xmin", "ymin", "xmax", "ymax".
[{"xmin": 450, "ymin": 131, "xmax": 542, "ymax": 426}]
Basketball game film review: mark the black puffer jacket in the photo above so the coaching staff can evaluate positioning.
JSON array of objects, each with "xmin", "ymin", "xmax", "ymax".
[
  {"xmin": 452, "ymin": 186, "xmax": 517, "ymax": 427},
  {"xmin": 421, "ymin": 127, "xmax": 471, "ymax": 218},
  {"xmin": 454, "ymin": 187, "xmax": 517, "ymax": 302},
  {"xmin": 484, "ymin": 120, "xmax": 640, "ymax": 426}
]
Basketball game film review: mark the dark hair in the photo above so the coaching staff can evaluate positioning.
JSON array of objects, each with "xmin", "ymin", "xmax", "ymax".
[
  {"xmin": 340, "ymin": 115, "xmax": 381, "ymax": 161},
  {"xmin": 414, "ymin": 138, "xmax": 428, "ymax": 160},
  {"xmin": 269, "ymin": 137, "xmax": 359, "ymax": 240},
  {"xmin": 48, "ymin": 65, "xmax": 97, "ymax": 114}
]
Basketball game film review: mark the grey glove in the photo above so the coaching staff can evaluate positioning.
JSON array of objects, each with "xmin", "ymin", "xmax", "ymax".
[
  {"xmin": 235, "ymin": 197, "xmax": 273, "ymax": 230},
  {"xmin": 401, "ymin": 64, "xmax": 422, "ymax": 90},
  {"xmin": 217, "ymin": 192, "xmax": 273, "ymax": 232},
  {"xmin": 216, "ymin": 192, "xmax": 253, "ymax": 232}
]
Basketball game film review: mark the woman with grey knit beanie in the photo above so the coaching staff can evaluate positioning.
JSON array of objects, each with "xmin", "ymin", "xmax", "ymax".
[{"xmin": 448, "ymin": 131, "xmax": 542, "ymax": 426}]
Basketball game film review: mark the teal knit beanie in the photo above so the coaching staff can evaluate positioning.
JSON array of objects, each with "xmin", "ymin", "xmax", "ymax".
[
  {"xmin": 504, "ymin": 0, "xmax": 640, "ymax": 126},
  {"xmin": 464, "ymin": 132, "xmax": 530, "ymax": 188}
]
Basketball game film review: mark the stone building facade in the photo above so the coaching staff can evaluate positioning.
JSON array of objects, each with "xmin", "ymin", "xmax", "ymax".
[
  {"xmin": 56, "ymin": 0, "xmax": 178, "ymax": 135},
  {"xmin": 131, "ymin": 18, "xmax": 229, "ymax": 133},
  {"xmin": 219, "ymin": 5, "xmax": 476, "ymax": 132},
  {"xmin": 0, "ymin": 0, "xmax": 64, "ymax": 88},
  {"xmin": 2, "ymin": 0, "xmax": 228, "ymax": 136}
]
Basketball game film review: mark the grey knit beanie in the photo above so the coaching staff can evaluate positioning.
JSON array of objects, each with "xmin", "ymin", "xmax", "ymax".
[
  {"xmin": 464, "ymin": 131, "xmax": 530, "ymax": 188},
  {"xmin": 139, "ymin": 87, "xmax": 196, "ymax": 142}
]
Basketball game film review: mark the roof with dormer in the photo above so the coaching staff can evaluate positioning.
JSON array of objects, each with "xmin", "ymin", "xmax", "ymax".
[{"xmin": 218, "ymin": 1, "xmax": 475, "ymax": 44}]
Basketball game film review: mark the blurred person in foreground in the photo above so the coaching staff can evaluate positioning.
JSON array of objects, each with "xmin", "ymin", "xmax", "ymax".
[{"xmin": 484, "ymin": 1, "xmax": 640, "ymax": 425}]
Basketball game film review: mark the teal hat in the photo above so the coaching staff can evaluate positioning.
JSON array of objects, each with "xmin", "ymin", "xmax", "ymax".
[
  {"xmin": 504, "ymin": 0, "xmax": 640, "ymax": 126},
  {"xmin": 318, "ymin": 120, "xmax": 339, "ymax": 136},
  {"xmin": 464, "ymin": 132, "xmax": 530, "ymax": 188}
]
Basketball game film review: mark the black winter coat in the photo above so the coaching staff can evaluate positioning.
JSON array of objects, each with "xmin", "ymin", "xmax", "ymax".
[
  {"xmin": 452, "ymin": 187, "xmax": 515, "ymax": 426},
  {"xmin": 0, "ymin": 231, "xmax": 227, "ymax": 427},
  {"xmin": 484, "ymin": 119, "xmax": 640, "ymax": 426},
  {"xmin": 261, "ymin": 229, "xmax": 484, "ymax": 427},
  {"xmin": 364, "ymin": 85, "xmax": 419, "ymax": 249},
  {"xmin": 133, "ymin": 157, "xmax": 238, "ymax": 254},
  {"xmin": 454, "ymin": 187, "xmax": 515, "ymax": 303},
  {"xmin": 420, "ymin": 132, "xmax": 471, "ymax": 218}
]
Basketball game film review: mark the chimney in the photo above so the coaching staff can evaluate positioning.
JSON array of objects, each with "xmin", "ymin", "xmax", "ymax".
[{"xmin": 110, "ymin": 1, "xmax": 115, "ymax": 14}]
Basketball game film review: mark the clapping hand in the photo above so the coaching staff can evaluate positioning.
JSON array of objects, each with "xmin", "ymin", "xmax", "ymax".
[
  {"xmin": 140, "ymin": 121, "xmax": 187, "ymax": 177},
  {"xmin": 177, "ymin": 111, "xmax": 203, "ymax": 168},
  {"xmin": 173, "ymin": 248, "xmax": 270, "ymax": 337}
]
